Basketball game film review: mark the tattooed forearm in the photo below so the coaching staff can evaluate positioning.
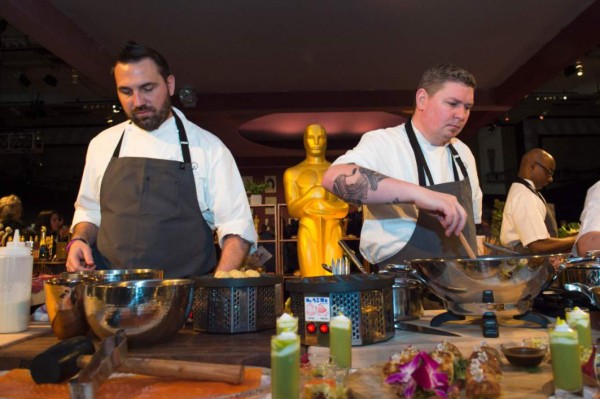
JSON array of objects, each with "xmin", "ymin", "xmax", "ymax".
[
  {"xmin": 331, "ymin": 166, "xmax": 389, "ymax": 204},
  {"xmin": 358, "ymin": 167, "xmax": 387, "ymax": 190}
]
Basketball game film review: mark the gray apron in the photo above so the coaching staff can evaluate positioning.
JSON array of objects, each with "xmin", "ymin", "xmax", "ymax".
[
  {"xmin": 512, "ymin": 178, "xmax": 559, "ymax": 254},
  {"xmin": 377, "ymin": 120, "xmax": 477, "ymax": 267},
  {"xmin": 96, "ymin": 111, "xmax": 216, "ymax": 278}
]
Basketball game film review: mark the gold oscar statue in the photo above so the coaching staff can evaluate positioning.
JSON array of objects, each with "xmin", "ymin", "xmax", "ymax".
[{"xmin": 284, "ymin": 124, "xmax": 349, "ymax": 277}]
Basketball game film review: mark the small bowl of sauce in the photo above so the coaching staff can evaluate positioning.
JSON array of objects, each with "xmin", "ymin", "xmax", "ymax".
[{"xmin": 500, "ymin": 342, "xmax": 547, "ymax": 368}]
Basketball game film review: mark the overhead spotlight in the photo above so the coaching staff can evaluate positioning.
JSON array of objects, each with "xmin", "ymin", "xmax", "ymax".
[
  {"xmin": 504, "ymin": 114, "xmax": 510, "ymax": 122},
  {"xmin": 564, "ymin": 61, "xmax": 584, "ymax": 77},
  {"xmin": 17, "ymin": 72, "xmax": 31, "ymax": 87},
  {"xmin": 575, "ymin": 61, "xmax": 583, "ymax": 77},
  {"xmin": 43, "ymin": 74, "xmax": 58, "ymax": 87},
  {"xmin": 71, "ymin": 68, "xmax": 79, "ymax": 85},
  {"xmin": 178, "ymin": 86, "xmax": 197, "ymax": 108}
]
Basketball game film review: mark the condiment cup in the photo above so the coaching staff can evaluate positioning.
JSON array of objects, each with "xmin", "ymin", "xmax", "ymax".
[{"xmin": 500, "ymin": 341, "xmax": 548, "ymax": 368}]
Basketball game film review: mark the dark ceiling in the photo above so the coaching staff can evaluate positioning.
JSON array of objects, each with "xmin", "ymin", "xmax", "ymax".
[{"xmin": 1, "ymin": 0, "xmax": 600, "ymax": 162}]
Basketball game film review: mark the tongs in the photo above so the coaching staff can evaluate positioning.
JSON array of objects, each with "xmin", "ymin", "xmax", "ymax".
[
  {"xmin": 338, "ymin": 240, "xmax": 369, "ymax": 274},
  {"xmin": 322, "ymin": 257, "xmax": 350, "ymax": 275}
]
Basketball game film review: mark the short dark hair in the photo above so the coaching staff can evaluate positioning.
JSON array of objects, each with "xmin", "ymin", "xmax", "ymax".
[
  {"xmin": 418, "ymin": 64, "xmax": 476, "ymax": 95},
  {"xmin": 112, "ymin": 41, "xmax": 171, "ymax": 81}
]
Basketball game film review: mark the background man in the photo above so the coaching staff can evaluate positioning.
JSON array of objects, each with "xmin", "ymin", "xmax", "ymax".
[
  {"xmin": 500, "ymin": 148, "xmax": 575, "ymax": 254},
  {"xmin": 67, "ymin": 41, "xmax": 256, "ymax": 278}
]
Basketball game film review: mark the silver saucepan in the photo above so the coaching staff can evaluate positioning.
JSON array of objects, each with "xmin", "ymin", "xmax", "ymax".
[
  {"xmin": 557, "ymin": 250, "xmax": 600, "ymax": 289},
  {"xmin": 405, "ymin": 253, "xmax": 570, "ymax": 317}
]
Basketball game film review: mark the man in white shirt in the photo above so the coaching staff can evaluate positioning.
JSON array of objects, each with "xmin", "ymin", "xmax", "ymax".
[
  {"xmin": 500, "ymin": 148, "xmax": 575, "ymax": 254},
  {"xmin": 322, "ymin": 64, "xmax": 482, "ymax": 266},
  {"xmin": 67, "ymin": 41, "xmax": 256, "ymax": 278},
  {"xmin": 575, "ymin": 180, "xmax": 600, "ymax": 256}
]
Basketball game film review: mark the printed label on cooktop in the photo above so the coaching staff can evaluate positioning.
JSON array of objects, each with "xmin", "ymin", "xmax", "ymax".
[{"xmin": 304, "ymin": 296, "xmax": 330, "ymax": 322}]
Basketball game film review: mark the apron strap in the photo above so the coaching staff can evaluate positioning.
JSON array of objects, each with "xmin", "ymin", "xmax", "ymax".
[
  {"xmin": 514, "ymin": 177, "xmax": 546, "ymax": 203},
  {"xmin": 405, "ymin": 119, "xmax": 434, "ymax": 186},
  {"xmin": 110, "ymin": 110, "xmax": 193, "ymax": 169},
  {"xmin": 405, "ymin": 118, "xmax": 469, "ymax": 186},
  {"xmin": 172, "ymin": 110, "xmax": 192, "ymax": 169}
]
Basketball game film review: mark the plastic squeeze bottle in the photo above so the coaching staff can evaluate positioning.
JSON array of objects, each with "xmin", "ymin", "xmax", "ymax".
[
  {"xmin": 565, "ymin": 307, "xmax": 593, "ymax": 362},
  {"xmin": 0, "ymin": 229, "xmax": 34, "ymax": 333},
  {"xmin": 549, "ymin": 317, "xmax": 583, "ymax": 393},
  {"xmin": 330, "ymin": 313, "xmax": 352, "ymax": 369}
]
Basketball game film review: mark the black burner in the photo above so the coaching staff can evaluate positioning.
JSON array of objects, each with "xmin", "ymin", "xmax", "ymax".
[{"xmin": 533, "ymin": 289, "xmax": 594, "ymax": 318}]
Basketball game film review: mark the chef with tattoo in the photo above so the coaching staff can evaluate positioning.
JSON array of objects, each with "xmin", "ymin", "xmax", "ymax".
[
  {"xmin": 322, "ymin": 64, "xmax": 482, "ymax": 268},
  {"xmin": 67, "ymin": 41, "xmax": 256, "ymax": 278}
]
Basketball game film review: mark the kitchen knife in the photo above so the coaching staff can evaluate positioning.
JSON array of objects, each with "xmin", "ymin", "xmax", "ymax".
[{"xmin": 395, "ymin": 321, "xmax": 461, "ymax": 337}]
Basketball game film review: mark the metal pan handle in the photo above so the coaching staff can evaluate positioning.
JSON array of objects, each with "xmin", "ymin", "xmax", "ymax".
[{"xmin": 338, "ymin": 240, "xmax": 369, "ymax": 274}]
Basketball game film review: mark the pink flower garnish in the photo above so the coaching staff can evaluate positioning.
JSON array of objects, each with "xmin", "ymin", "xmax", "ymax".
[{"xmin": 385, "ymin": 351, "xmax": 451, "ymax": 399}]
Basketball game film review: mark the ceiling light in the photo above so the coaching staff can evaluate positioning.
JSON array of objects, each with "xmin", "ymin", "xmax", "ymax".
[
  {"xmin": 71, "ymin": 68, "xmax": 79, "ymax": 85},
  {"xmin": 178, "ymin": 86, "xmax": 197, "ymax": 108},
  {"xmin": 43, "ymin": 74, "xmax": 58, "ymax": 87},
  {"xmin": 575, "ymin": 61, "xmax": 583, "ymax": 77}
]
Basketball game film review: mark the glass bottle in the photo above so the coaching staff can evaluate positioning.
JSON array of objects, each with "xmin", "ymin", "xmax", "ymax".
[{"xmin": 38, "ymin": 226, "xmax": 49, "ymax": 260}]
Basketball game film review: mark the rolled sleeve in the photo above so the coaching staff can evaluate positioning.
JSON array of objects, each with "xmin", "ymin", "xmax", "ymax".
[{"xmin": 207, "ymin": 144, "xmax": 258, "ymax": 250}]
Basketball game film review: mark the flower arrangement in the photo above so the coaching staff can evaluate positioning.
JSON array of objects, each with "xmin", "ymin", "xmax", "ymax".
[{"xmin": 385, "ymin": 350, "xmax": 463, "ymax": 399}]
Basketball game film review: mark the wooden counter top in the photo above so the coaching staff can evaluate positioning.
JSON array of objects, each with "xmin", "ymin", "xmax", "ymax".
[
  {"xmin": 0, "ymin": 323, "xmax": 276, "ymax": 370},
  {"xmin": 3, "ymin": 311, "xmax": 599, "ymax": 398}
]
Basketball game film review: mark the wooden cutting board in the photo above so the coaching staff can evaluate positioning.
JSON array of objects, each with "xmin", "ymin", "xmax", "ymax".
[{"xmin": 347, "ymin": 363, "xmax": 554, "ymax": 399}]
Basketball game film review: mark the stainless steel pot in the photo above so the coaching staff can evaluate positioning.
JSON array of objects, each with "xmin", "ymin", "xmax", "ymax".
[
  {"xmin": 564, "ymin": 283, "xmax": 600, "ymax": 308},
  {"xmin": 557, "ymin": 251, "xmax": 600, "ymax": 288},
  {"xmin": 383, "ymin": 264, "xmax": 424, "ymax": 322},
  {"xmin": 405, "ymin": 253, "xmax": 569, "ymax": 317}
]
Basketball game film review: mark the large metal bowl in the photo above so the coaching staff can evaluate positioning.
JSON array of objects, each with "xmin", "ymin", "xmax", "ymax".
[
  {"xmin": 83, "ymin": 279, "xmax": 194, "ymax": 346},
  {"xmin": 46, "ymin": 269, "xmax": 164, "ymax": 341},
  {"xmin": 404, "ymin": 254, "xmax": 568, "ymax": 317},
  {"xmin": 61, "ymin": 268, "xmax": 163, "ymax": 283}
]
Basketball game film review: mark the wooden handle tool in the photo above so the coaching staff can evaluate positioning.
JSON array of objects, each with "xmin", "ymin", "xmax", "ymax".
[
  {"xmin": 78, "ymin": 355, "xmax": 245, "ymax": 384},
  {"xmin": 459, "ymin": 232, "xmax": 477, "ymax": 259}
]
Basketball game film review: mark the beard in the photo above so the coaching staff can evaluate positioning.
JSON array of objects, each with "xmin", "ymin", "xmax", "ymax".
[{"xmin": 128, "ymin": 96, "xmax": 172, "ymax": 131}]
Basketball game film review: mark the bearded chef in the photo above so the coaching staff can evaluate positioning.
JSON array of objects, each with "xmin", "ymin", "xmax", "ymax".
[
  {"xmin": 322, "ymin": 64, "xmax": 483, "ymax": 267},
  {"xmin": 66, "ymin": 41, "xmax": 256, "ymax": 278}
]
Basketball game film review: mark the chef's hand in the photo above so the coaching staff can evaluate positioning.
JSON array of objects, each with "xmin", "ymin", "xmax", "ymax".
[
  {"xmin": 414, "ymin": 189, "xmax": 467, "ymax": 237},
  {"xmin": 66, "ymin": 240, "xmax": 96, "ymax": 272}
]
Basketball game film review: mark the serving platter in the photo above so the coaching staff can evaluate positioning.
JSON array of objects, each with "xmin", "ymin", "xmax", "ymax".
[
  {"xmin": 0, "ymin": 368, "xmax": 271, "ymax": 399},
  {"xmin": 346, "ymin": 362, "xmax": 555, "ymax": 399}
]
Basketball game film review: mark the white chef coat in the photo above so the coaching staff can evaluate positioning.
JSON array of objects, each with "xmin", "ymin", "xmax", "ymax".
[
  {"xmin": 332, "ymin": 123, "xmax": 483, "ymax": 264},
  {"xmin": 72, "ymin": 107, "xmax": 257, "ymax": 249},
  {"xmin": 575, "ymin": 180, "xmax": 600, "ymax": 253},
  {"xmin": 500, "ymin": 179, "xmax": 548, "ymax": 248}
]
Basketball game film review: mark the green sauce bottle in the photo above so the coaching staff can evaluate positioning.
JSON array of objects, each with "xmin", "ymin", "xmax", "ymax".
[{"xmin": 549, "ymin": 317, "xmax": 582, "ymax": 392}]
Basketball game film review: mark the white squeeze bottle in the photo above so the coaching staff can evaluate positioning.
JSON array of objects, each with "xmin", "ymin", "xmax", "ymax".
[{"xmin": 0, "ymin": 229, "xmax": 34, "ymax": 333}]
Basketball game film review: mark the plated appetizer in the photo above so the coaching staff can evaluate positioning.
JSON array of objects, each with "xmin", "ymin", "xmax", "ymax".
[{"xmin": 382, "ymin": 341, "xmax": 502, "ymax": 399}]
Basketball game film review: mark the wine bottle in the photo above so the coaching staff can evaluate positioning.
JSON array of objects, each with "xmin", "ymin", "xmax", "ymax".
[{"xmin": 38, "ymin": 226, "xmax": 49, "ymax": 260}]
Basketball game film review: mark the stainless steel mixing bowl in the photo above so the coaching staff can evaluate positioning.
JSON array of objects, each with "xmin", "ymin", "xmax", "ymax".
[
  {"xmin": 83, "ymin": 279, "xmax": 194, "ymax": 346},
  {"xmin": 61, "ymin": 269, "xmax": 163, "ymax": 283},
  {"xmin": 405, "ymin": 254, "xmax": 568, "ymax": 317}
]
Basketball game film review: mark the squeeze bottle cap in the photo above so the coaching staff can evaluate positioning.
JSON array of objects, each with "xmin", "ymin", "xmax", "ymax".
[{"xmin": 0, "ymin": 229, "xmax": 32, "ymax": 257}]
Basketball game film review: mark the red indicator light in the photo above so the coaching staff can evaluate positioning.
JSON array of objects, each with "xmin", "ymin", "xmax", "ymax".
[
  {"xmin": 319, "ymin": 323, "xmax": 329, "ymax": 334},
  {"xmin": 306, "ymin": 323, "xmax": 317, "ymax": 334}
]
